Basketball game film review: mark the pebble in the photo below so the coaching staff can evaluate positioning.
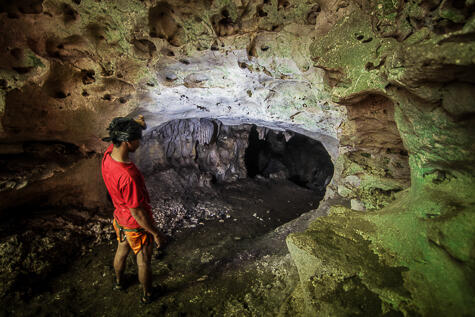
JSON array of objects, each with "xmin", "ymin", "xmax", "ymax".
[
  {"xmin": 219, "ymin": 219, "xmax": 224, "ymax": 223},
  {"xmin": 196, "ymin": 275, "xmax": 208, "ymax": 281}
]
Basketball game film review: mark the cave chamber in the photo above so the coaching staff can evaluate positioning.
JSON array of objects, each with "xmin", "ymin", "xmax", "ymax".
[
  {"xmin": 131, "ymin": 118, "xmax": 334, "ymax": 235},
  {"xmin": 0, "ymin": 0, "xmax": 474, "ymax": 316}
]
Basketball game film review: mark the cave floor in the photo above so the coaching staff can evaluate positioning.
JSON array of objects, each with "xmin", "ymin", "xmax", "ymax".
[{"xmin": 3, "ymin": 179, "xmax": 331, "ymax": 317}]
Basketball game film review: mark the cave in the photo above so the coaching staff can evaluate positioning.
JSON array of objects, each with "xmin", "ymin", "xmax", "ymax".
[
  {"xmin": 129, "ymin": 118, "xmax": 334, "ymax": 236},
  {"xmin": 1, "ymin": 0, "xmax": 474, "ymax": 316}
]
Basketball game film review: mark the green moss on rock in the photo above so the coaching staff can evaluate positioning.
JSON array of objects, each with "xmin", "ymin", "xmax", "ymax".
[
  {"xmin": 288, "ymin": 184, "xmax": 475, "ymax": 315},
  {"xmin": 310, "ymin": 9, "xmax": 396, "ymax": 102},
  {"xmin": 286, "ymin": 209, "xmax": 412, "ymax": 316}
]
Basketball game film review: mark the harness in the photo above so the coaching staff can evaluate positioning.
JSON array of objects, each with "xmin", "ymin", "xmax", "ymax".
[{"xmin": 114, "ymin": 218, "xmax": 145, "ymax": 242}]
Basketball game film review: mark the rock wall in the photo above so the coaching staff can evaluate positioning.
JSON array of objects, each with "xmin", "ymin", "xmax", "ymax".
[
  {"xmin": 0, "ymin": 142, "xmax": 108, "ymax": 213},
  {"xmin": 334, "ymin": 94, "xmax": 410, "ymax": 210},
  {"xmin": 0, "ymin": 0, "xmax": 347, "ymax": 147},
  {"xmin": 0, "ymin": 0, "xmax": 473, "ymax": 314},
  {"xmin": 288, "ymin": 1, "xmax": 475, "ymax": 315}
]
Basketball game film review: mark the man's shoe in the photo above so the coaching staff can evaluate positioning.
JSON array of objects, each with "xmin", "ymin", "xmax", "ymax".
[
  {"xmin": 112, "ymin": 279, "xmax": 125, "ymax": 292},
  {"xmin": 141, "ymin": 293, "xmax": 152, "ymax": 304}
]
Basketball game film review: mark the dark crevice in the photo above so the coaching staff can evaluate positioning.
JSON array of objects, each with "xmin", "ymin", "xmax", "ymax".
[{"xmin": 54, "ymin": 91, "xmax": 67, "ymax": 99}]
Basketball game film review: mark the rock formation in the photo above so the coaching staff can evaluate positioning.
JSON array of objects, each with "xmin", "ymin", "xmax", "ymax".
[{"xmin": 0, "ymin": 0, "xmax": 474, "ymax": 315}]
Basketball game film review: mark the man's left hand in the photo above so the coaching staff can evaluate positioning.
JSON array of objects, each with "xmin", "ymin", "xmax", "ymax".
[{"xmin": 152, "ymin": 231, "xmax": 168, "ymax": 249}]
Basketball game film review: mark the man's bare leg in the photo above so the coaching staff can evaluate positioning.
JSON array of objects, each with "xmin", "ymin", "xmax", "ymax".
[
  {"xmin": 136, "ymin": 240, "xmax": 153, "ymax": 298},
  {"xmin": 114, "ymin": 238, "xmax": 131, "ymax": 286}
]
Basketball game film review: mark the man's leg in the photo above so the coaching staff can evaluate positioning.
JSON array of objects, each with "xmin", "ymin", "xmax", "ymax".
[
  {"xmin": 114, "ymin": 238, "xmax": 131, "ymax": 286},
  {"xmin": 136, "ymin": 239, "xmax": 153, "ymax": 298}
]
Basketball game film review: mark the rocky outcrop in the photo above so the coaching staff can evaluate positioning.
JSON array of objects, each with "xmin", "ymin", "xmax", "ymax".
[
  {"xmin": 287, "ymin": 206, "xmax": 412, "ymax": 316},
  {"xmin": 0, "ymin": 142, "xmax": 108, "ymax": 212},
  {"xmin": 288, "ymin": 1, "xmax": 475, "ymax": 315}
]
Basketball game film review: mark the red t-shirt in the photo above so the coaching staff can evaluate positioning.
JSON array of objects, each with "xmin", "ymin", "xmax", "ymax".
[{"xmin": 101, "ymin": 144, "xmax": 153, "ymax": 228}]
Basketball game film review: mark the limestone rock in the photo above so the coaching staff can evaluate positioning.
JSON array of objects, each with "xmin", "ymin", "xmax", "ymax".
[
  {"xmin": 286, "ymin": 212, "xmax": 411, "ymax": 316},
  {"xmin": 0, "ymin": 0, "xmax": 474, "ymax": 314}
]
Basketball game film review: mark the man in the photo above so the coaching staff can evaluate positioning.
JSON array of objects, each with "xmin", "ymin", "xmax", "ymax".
[{"xmin": 101, "ymin": 115, "xmax": 166, "ymax": 304}]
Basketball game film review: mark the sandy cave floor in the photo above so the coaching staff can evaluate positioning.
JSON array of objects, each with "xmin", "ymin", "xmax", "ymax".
[{"xmin": 1, "ymin": 178, "xmax": 335, "ymax": 317}]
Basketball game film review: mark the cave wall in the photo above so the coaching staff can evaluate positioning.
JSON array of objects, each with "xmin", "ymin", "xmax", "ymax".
[
  {"xmin": 134, "ymin": 118, "xmax": 334, "ymax": 195},
  {"xmin": 288, "ymin": 1, "xmax": 475, "ymax": 316},
  {"xmin": 0, "ymin": 0, "xmax": 347, "ymax": 147},
  {"xmin": 334, "ymin": 94, "xmax": 410, "ymax": 210},
  {"xmin": 0, "ymin": 0, "xmax": 473, "ymax": 315},
  {"xmin": 0, "ymin": 141, "xmax": 108, "ymax": 213},
  {"xmin": 134, "ymin": 118, "xmax": 248, "ymax": 183}
]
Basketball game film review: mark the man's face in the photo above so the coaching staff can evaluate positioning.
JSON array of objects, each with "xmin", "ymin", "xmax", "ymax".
[{"xmin": 127, "ymin": 139, "xmax": 140, "ymax": 152}]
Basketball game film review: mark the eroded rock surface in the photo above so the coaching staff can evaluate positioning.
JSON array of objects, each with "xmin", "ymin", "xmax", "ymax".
[
  {"xmin": 0, "ymin": 0, "xmax": 474, "ymax": 315},
  {"xmin": 292, "ymin": 1, "xmax": 475, "ymax": 315}
]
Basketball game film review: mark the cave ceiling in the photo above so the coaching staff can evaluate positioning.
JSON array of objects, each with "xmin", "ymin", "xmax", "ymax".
[{"xmin": 0, "ymin": 0, "xmax": 355, "ymax": 154}]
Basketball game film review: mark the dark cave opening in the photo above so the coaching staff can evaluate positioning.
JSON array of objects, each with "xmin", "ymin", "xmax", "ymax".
[
  {"xmin": 244, "ymin": 125, "xmax": 267, "ymax": 178},
  {"xmin": 244, "ymin": 125, "xmax": 334, "ymax": 195}
]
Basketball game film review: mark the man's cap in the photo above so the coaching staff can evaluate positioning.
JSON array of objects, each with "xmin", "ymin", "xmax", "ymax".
[{"xmin": 102, "ymin": 115, "xmax": 147, "ymax": 143}]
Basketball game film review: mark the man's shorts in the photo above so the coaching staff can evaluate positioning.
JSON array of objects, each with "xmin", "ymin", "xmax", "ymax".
[{"xmin": 113, "ymin": 218, "xmax": 151, "ymax": 255}]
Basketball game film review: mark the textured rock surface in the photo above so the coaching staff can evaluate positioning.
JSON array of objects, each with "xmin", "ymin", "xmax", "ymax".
[
  {"xmin": 287, "ymin": 206, "xmax": 411, "ymax": 316},
  {"xmin": 289, "ymin": 1, "xmax": 475, "ymax": 315},
  {"xmin": 0, "ymin": 0, "xmax": 345, "ymax": 148},
  {"xmin": 0, "ymin": 0, "xmax": 474, "ymax": 315},
  {"xmin": 335, "ymin": 94, "xmax": 410, "ymax": 210},
  {"xmin": 134, "ymin": 118, "xmax": 334, "ymax": 190},
  {"xmin": 0, "ymin": 209, "xmax": 113, "ymax": 298}
]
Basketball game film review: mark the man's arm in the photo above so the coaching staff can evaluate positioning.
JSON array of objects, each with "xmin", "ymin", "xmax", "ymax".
[{"xmin": 130, "ymin": 207, "xmax": 167, "ymax": 248}]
